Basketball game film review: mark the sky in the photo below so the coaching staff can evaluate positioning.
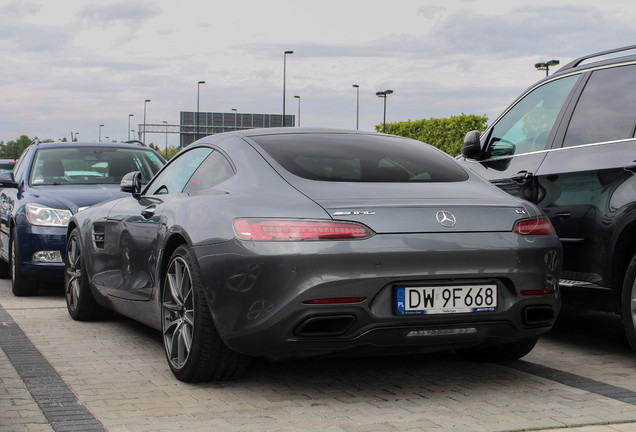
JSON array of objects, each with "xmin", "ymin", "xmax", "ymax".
[{"xmin": 1, "ymin": 0, "xmax": 635, "ymax": 148}]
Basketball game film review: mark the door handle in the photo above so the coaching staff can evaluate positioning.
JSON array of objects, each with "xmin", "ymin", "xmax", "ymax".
[
  {"xmin": 141, "ymin": 205, "xmax": 156, "ymax": 219},
  {"xmin": 552, "ymin": 212, "xmax": 570, "ymax": 220},
  {"xmin": 511, "ymin": 171, "xmax": 534, "ymax": 184}
]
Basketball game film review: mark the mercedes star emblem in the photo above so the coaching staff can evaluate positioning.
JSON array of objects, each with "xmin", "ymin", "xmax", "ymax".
[{"xmin": 436, "ymin": 210, "xmax": 456, "ymax": 228}]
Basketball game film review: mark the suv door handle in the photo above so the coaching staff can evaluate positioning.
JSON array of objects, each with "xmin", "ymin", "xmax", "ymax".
[
  {"xmin": 623, "ymin": 161, "xmax": 636, "ymax": 174},
  {"xmin": 511, "ymin": 171, "xmax": 534, "ymax": 184}
]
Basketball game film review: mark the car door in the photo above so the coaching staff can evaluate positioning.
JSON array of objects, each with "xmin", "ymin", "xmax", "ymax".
[
  {"xmin": 0, "ymin": 146, "xmax": 33, "ymax": 260},
  {"xmin": 460, "ymin": 74, "xmax": 582, "ymax": 202},
  {"xmin": 534, "ymin": 64, "xmax": 636, "ymax": 287},
  {"xmin": 98, "ymin": 146, "xmax": 217, "ymax": 300}
]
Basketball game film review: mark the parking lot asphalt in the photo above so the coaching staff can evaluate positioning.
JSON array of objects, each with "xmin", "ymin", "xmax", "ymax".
[{"xmin": 2, "ymin": 278, "xmax": 636, "ymax": 432}]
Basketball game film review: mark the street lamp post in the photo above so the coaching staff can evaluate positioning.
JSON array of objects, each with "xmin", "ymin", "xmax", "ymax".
[
  {"xmin": 128, "ymin": 114, "xmax": 134, "ymax": 141},
  {"xmin": 294, "ymin": 95, "xmax": 301, "ymax": 127},
  {"xmin": 197, "ymin": 81, "xmax": 205, "ymax": 141},
  {"xmin": 283, "ymin": 50, "xmax": 293, "ymax": 127},
  {"xmin": 99, "ymin": 124, "xmax": 104, "ymax": 142},
  {"xmin": 143, "ymin": 99, "xmax": 151, "ymax": 144},
  {"xmin": 376, "ymin": 90, "xmax": 393, "ymax": 133},
  {"xmin": 352, "ymin": 84, "xmax": 360, "ymax": 130},
  {"xmin": 163, "ymin": 121, "xmax": 168, "ymax": 157},
  {"xmin": 535, "ymin": 59, "xmax": 560, "ymax": 77},
  {"xmin": 232, "ymin": 108, "xmax": 238, "ymax": 130}
]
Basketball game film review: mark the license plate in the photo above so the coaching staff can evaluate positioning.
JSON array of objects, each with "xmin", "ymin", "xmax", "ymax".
[{"xmin": 396, "ymin": 285, "xmax": 497, "ymax": 315}]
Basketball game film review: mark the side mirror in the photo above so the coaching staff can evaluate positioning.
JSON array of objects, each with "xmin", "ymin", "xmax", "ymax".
[
  {"xmin": 462, "ymin": 130, "xmax": 483, "ymax": 160},
  {"xmin": 0, "ymin": 171, "xmax": 19, "ymax": 188},
  {"xmin": 120, "ymin": 171, "xmax": 142, "ymax": 196}
]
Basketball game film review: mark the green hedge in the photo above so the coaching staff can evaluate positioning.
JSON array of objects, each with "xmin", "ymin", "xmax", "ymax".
[{"xmin": 376, "ymin": 114, "xmax": 489, "ymax": 157}]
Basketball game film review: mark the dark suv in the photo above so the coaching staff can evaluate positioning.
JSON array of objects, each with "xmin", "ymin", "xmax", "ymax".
[{"xmin": 457, "ymin": 45, "xmax": 636, "ymax": 350}]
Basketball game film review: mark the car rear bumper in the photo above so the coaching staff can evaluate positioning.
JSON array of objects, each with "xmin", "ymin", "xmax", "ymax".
[{"xmin": 193, "ymin": 231, "xmax": 562, "ymax": 358}]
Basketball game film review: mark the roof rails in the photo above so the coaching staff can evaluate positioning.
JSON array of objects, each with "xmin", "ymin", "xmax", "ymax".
[{"xmin": 561, "ymin": 45, "xmax": 636, "ymax": 70}]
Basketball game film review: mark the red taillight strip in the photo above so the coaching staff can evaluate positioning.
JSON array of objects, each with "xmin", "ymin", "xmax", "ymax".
[
  {"xmin": 303, "ymin": 297, "xmax": 366, "ymax": 304},
  {"xmin": 521, "ymin": 289, "xmax": 553, "ymax": 296},
  {"xmin": 234, "ymin": 219, "xmax": 374, "ymax": 241},
  {"xmin": 513, "ymin": 216, "xmax": 555, "ymax": 236}
]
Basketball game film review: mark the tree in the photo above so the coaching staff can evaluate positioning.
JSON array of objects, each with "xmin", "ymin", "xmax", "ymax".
[
  {"xmin": 376, "ymin": 114, "xmax": 489, "ymax": 157},
  {"xmin": 0, "ymin": 135, "xmax": 33, "ymax": 160}
]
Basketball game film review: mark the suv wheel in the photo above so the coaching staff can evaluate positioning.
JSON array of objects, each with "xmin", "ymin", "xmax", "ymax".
[{"xmin": 621, "ymin": 252, "xmax": 636, "ymax": 351}]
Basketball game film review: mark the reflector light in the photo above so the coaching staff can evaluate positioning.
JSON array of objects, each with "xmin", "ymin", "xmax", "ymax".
[
  {"xmin": 521, "ymin": 289, "xmax": 553, "ymax": 296},
  {"xmin": 303, "ymin": 297, "xmax": 366, "ymax": 304},
  {"xmin": 513, "ymin": 216, "xmax": 555, "ymax": 235},
  {"xmin": 233, "ymin": 219, "xmax": 374, "ymax": 241}
]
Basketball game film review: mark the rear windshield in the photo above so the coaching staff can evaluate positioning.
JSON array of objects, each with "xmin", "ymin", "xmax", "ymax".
[
  {"xmin": 250, "ymin": 133, "xmax": 469, "ymax": 182},
  {"xmin": 30, "ymin": 147, "xmax": 164, "ymax": 186}
]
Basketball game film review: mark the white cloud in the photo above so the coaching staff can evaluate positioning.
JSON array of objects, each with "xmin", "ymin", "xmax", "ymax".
[{"xmin": 0, "ymin": 0, "xmax": 635, "ymax": 145}]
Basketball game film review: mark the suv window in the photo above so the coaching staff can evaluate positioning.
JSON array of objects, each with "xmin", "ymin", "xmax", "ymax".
[
  {"xmin": 563, "ymin": 65, "xmax": 636, "ymax": 147},
  {"xmin": 486, "ymin": 75, "xmax": 579, "ymax": 158}
]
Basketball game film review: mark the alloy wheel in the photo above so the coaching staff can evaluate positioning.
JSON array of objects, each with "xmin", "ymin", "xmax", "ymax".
[
  {"xmin": 162, "ymin": 256, "xmax": 195, "ymax": 370},
  {"xmin": 65, "ymin": 235, "xmax": 81, "ymax": 311}
]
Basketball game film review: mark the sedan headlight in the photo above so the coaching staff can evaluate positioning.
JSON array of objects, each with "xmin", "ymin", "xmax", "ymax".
[{"xmin": 25, "ymin": 203, "xmax": 72, "ymax": 227}]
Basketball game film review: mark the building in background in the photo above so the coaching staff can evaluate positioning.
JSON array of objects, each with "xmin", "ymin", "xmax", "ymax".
[{"xmin": 179, "ymin": 111, "xmax": 295, "ymax": 147}]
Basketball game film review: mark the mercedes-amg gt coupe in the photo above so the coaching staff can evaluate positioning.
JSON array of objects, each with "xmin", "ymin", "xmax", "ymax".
[{"xmin": 64, "ymin": 128, "xmax": 561, "ymax": 382}]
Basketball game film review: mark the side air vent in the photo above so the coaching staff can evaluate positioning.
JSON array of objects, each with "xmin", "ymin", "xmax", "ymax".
[{"xmin": 92, "ymin": 225, "xmax": 105, "ymax": 249}]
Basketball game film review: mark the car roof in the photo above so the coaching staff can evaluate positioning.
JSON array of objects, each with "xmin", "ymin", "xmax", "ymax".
[
  {"xmin": 32, "ymin": 141, "xmax": 153, "ymax": 150},
  {"xmin": 234, "ymin": 127, "xmax": 379, "ymax": 138}
]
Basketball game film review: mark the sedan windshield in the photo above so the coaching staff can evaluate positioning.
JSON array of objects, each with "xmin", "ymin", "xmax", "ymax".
[
  {"xmin": 30, "ymin": 147, "xmax": 164, "ymax": 186},
  {"xmin": 250, "ymin": 133, "xmax": 469, "ymax": 182}
]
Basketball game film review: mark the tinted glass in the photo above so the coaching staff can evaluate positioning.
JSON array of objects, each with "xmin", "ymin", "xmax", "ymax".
[
  {"xmin": 486, "ymin": 75, "xmax": 579, "ymax": 157},
  {"xmin": 251, "ymin": 133, "xmax": 469, "ymax": 182},
  {"xmin": 147, "ymin": 147, "xmax": 213, "ymax": 195},
  {"xmin": 563, "ymin": 65, "xmax": 636, "ymax": 147},
  {"xmin": 30, "ymin": 147, "xmax": 164, "ymax": 186},
  {"xmin": 183, "ymin": 151, "xmax": 234, "ymax": 193},
  {"xmin": 13, "ymin": 146, "xmax": 32, "ymax": 182}
]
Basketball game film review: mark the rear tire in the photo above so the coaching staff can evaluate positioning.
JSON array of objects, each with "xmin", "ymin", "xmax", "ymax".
[
  {"xmin": 458, "ymin": 336, "xmax": 539, "ymax": 362},
  {"xmin": 65, "ymin": 228, "xmax": 109, "ymax": 321},
  {"xmin": 10, "ymin": 228, "xmax": 37, "ymax": 297},
  {"xmin": 621, "ymin": 252, "xmax": 636, "ymax": 351},
  {"xmin": 162, "ymin": 245, "xmax": 249, "ymax": 382}
]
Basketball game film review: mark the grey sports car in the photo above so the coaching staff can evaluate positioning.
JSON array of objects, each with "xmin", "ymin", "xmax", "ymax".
[{"xmin": 64, "ymin": 128, "xmax": 561, "ymax": 382}]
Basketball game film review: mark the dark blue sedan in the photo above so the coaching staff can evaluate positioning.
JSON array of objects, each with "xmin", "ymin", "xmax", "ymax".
[{"xmin": 0, "ymin": 141, "xmax": 165, "ymax": 296}]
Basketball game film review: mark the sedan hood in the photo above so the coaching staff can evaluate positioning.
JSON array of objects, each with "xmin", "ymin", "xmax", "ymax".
[
  {"xmin": 285, "ymin": 179, "xmax": 532, "ymax": 234},
  {"xmin": 28, "ymin": 184, "xmax": 128, "ymax": 213}
]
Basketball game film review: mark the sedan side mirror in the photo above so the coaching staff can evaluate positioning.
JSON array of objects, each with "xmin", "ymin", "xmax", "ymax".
[
  {"xmin": 120, "ymin": 171, "xmax": 142, "ymax": 197},
  {"xmin": 462, "ymin": 130, "xmax": 483, "ymax": 160}
]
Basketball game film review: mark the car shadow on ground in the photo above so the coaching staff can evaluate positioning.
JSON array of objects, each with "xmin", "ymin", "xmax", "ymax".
[{"xmin": 542, "ymin": 304, "xmax": 631, "ymax": 354}]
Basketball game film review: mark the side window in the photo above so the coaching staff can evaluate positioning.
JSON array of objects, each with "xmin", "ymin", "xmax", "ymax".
[
  {"xmin": 183, "ymin": 151, "xmax": 234, "ymax": 193},
  {"xmin": 563, "ymin": 65, "xmax": 636, "ymax": 147},
  {"xmin": 13, "ymin": 146, "xmax": 33, "ymax": 182},
  {"xmin": 146, "ymin": 147, "xmax": 212, "ymax": 195},
  {"xmin": 486, "ymin": 75, "xmax": 580, "ymax": 158}
]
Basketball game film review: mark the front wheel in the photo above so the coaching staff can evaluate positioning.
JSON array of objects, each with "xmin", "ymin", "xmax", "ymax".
[
  {"xmin": 65, "ymin": 228, "xmax": 109, "ymax": 321},
  {"xmin": 457, "ymin": 336, "xmax": 539, "ymax": 362},
  {"xmin": 10, "ymin": 228, "xmax": 37, "ymax": 296},
  {"xmin": 621, "ymin": 252, "xmax": 636, "ymax": 351},
  {"xmin": 162, "ymin": 245, "xmax": 249, "ymax": 382}
]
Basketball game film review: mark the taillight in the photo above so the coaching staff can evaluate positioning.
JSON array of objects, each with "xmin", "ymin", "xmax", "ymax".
[
  {"xmin": 303, "ymin": 297, "xmax": 366, "ymax": 304},
  {"xmin": 233, "ymin": 218, "xmax": 374, "ymax": 241},
  {"xmin": 513, "ymin": 216, "xmax": 555, "ymax": 235}
]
